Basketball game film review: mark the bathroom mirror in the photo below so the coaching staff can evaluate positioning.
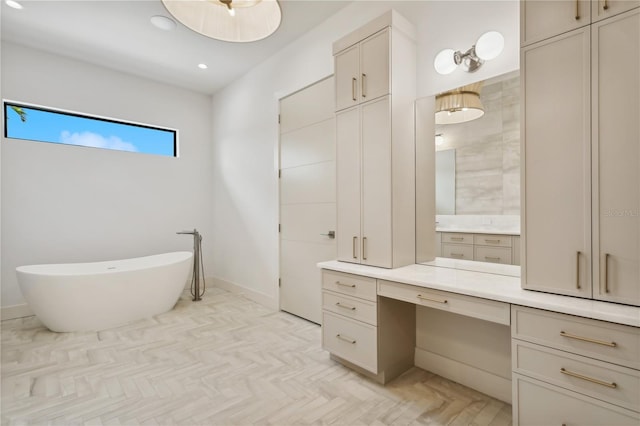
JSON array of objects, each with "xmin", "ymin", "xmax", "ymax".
[{"xmin": 416, "ymin": 70, "xmax": 521, "ymax": 269}]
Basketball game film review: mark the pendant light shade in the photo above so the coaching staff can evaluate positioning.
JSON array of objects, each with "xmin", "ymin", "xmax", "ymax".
[
  {"xmin": 161, "ymin": 0, "xmax": 282, "ymax": 43},
  {"xmin": 435, "ymin": 83, "xmax": 485, "ymax": 125}
]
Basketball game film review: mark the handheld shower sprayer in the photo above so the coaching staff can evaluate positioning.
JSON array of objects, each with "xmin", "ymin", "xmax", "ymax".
[{"xmin": 176, "ymin": 229, "xmax": 205, "ymax": 301}]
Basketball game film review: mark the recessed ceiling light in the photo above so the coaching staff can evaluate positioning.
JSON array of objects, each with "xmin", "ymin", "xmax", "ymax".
[
  {"xmin": 198, "ymin": 63, "xmax": 208, "ymax": 70},
  {"xmin": 150, "ymin": 15, "xmax": 176, "ymax": 31},
  {"xmin": 5, "ymin": 0, "xmax": 24, "ymax": 10}
]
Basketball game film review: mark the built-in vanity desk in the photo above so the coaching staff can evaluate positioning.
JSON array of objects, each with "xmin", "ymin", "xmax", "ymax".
[{"xmin": 319, "ymin": 260, "xmax": 640, "ymax": 425}]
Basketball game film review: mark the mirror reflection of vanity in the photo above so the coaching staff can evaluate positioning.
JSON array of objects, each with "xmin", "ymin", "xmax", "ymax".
[{"xmin": 417, "ymin": 70, "xmax": 521, "ymax": 267}]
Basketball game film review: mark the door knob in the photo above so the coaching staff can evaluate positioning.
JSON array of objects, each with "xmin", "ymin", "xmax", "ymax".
[{"xmin": 321, "ymin": 230, "xmax": 335, "ymax": 239}]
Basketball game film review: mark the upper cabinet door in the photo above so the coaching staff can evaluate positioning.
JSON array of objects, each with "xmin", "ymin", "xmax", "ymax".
[
  {"xmin": 335, "ymin": 45, "xmax": 360, "ymax": 112},
  {"xmin": 591, "ymin": 0, "xmax": 640, "ymax": 22},
  {"xmin": 359, "ymin": 29, "xmax": 390, "ymax": 103},
  {"xmin": 592, "ymin": 9, "xmax": 640, "ymax": 305},
  {"xmin": 521, "ymin": 0, "xmax": 591, "ymax": 46},
  {"xmin": 521, "ymin": 28, "xmax": 592, "ymax": 298}
]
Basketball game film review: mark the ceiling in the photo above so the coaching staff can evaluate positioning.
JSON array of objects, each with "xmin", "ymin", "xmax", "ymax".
[{"xmin": 1, "ymin": 0, "xmax": 351, "ymax": 95}]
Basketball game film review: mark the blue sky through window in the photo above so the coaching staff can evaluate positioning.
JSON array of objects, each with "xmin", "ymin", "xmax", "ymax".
[{"xmin": 4, "ymin": 103, "xmax": 176, "ymax": 157}]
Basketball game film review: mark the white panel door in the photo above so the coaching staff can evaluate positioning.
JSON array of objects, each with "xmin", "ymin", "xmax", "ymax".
[
  {"xmin": 592, "ymin": 9, "xmax": 640, "ymax": 305},
  {"xmin": 520, "ymin": 0, "xmax": 591, "ymax": 46},
  {"xmin": 522, "ymin": 29, "xmax": 592, "ymax": 298},
  {"xmin": 361, "ymin": 96, "xmax": 392, "ymax": 268},
  {"xmin": 334, "ymin": 45, "xmax": 359, "ymax": 112},
  {"xmin": 279, "ymin": 76, "xmax": 336, "ymax": 324}
]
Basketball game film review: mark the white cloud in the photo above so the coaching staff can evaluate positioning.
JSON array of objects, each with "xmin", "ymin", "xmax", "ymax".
[{"xmin": 60, "ymin": 131, "xmax": 138, "ymax": 152}]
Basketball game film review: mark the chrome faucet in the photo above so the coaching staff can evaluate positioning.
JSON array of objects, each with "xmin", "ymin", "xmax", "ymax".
[{"xmin": 176, "ymin": 229, "xmax": 204, "ymax": 301}]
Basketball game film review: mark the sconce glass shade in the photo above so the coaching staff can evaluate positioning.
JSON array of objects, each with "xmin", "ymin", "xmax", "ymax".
[
  {"xmin": 475, "ymin": 31, "xmax": 504, "ymax": 61},
  {"xmin": 434, "ymin": 49, "xmax": 457, "ymax": 75},
  {"xmin": 161, "ymin": 0, "xmax": 281, "ymax": 43},
  {"xmin": 435, "ymin": 83, "xmax": 485, "ymax": 125}
]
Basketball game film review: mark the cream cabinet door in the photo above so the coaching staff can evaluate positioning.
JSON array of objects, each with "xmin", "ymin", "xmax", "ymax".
[
  {"xmin": 359, "ymin": 28, "xmax": 390, "ymax": 103},
  {"xmin": 335, "ymin": 45, "xmax": 360, "ymax": 112},
  {"xmin": 521, "ymin": 0, "xmax": 591, "ymax": 46},
  {"xmin": 336, "ymin": 106, "xmax": 361, "ymax": 263},
  {"xmin": 361, "ymin": 96, "xmax": 392, "ymax": 268},
  {"xmin": 522, "ymin": 28, "xmax": 592, "ymax": 298},
  {"xmin": 592, "ymin": 9, "xmax": 640, "ymax": 306},
  {"xmin": 591, "ymin": 0, "xmax": 640, "ymax": 22}
]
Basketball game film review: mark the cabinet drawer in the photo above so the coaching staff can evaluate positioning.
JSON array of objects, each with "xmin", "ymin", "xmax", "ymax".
[
  {"xmin": 378, "ymin": 280, "xmax": 510, "ymax": 325},
  {"xmin": 512, "ymin": 305, "xmax": 640, "ymax": 370},
  {"xmin": 322, "ymin": 291, "xmax": 377, "ymax": 326},
  {"xmin": 473, "ymin": 234, "xmax": 512, "ymax": 247},
  {"xmin": 441, "ymin": 232, "xmax": 474, "ymax": 244},
  {"xmin": 513, "ymin": 340, "xmax": 640, "ymax": 412},
  {"xmin": 322, "ymin": 311, "xmax": 377, "ymax": 373},
  {"xmin": 441, "ymin": 243, "xmax": 474, "ymax": 261},
  {"xmin": 474, "ymin": 246, "xmax": 512, "ymax": 265},
  {"xmin": 322, "ymin": 270, "xmax": 377, "ymax": 302},
  {"xmin": 514, "ymin": 374, "xmax": 640, "ymax": 425}
]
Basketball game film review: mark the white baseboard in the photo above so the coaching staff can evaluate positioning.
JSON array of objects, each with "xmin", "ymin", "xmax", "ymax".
[
  {"xmin": 1, "ymin": 303, "xmax": 34, "ymax": 321},
  {"xmin": 210, "ymin": 276, "xmax": 279, "ymax": 311},
  {"xmin": 415, "ymin": 347, "xmax": 512, "ymax": 404}
]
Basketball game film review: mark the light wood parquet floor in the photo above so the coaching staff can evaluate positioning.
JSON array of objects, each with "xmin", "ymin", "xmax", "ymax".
[{"xmin": 1, "ymin": 287, "xmax": 512, "ymax": 425}]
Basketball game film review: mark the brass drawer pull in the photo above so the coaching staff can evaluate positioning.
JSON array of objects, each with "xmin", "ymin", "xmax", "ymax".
[
  {"xmin": 417, "ymin": 294, "xmax": 448, "ymax": 304},
  {"xmin": 450, "ymin": 237, "xmax": 464, "ymax": 241},
  {"xmin": 335, "ymin": 281, "xmax": 356, "ymax": 288},
  {"xmin": 335, "ymin": 302, "xmax": 356, "ymax": 311},
  {"xmin": 336, "ymin": 334, "xmax": 356, "ymax": 344},
  {"xmin": 560, "ymin": 331, "xmax": 617, "ymax": 347},
  {"xmin": 560, "ymin": 367, "xmax": 617, "ymax": 388},
  {"xmin": 450, "ymin": 253, "xmax": 465, "ymax": 258},
  {"xmin": 485, "ymin": 239, "xmax": 501, "ymax": 244},
  {"xmin": 485, "ymin": 256, "xmax": 501, "ymax": 261}
]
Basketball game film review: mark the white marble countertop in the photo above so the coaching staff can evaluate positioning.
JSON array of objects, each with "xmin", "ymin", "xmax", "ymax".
[
  {"xmin": 436, "ymin": 227, "xmax": 520, "ymax": 236},
  {"xmin": 318, "ymin": 260, "xmax": 640, "ymax": 327}
]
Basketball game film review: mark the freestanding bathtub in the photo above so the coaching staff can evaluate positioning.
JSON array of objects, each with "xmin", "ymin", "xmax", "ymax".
[{"xmin": 16, "ymin": 251, "xmax": 193, "ymax": 332}]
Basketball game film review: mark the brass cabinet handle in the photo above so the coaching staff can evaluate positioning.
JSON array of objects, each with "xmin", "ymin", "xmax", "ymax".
[
  {"xmin": 362, "ymin": 236, "xmax": 367, "ymax": 260},
  {"xmin": 417, "ymin": 294, "xmax": 448, "ymax": 304},
  {"xmin": 576, "ymin": 251, "xmax": 581, "ymax": 289},
  {"xmin": 351, "ymin": 77, "xmax": 357, "ymax": 101},
  {"xmin": 450, "ymin": 253, "xmax": 465, "ymax": 258},
  {"xmin": 361, "ymin": 73, "xmax": 367, "ymax": 98},
  {"xmin": 336, "ymin": 334, "xmax": 356, "ymax": 344},
  {"xmin": 450, "ymin": 237, "xmax": 464, "ymax": 241},
  {"xmin": 560, "ymin": 331, "xmax": 617, "ymax": 347},
  {"xmin": 603, "ymin": 0, "xmax": 609, "ymax": 10},
  {"xmin": 575, "ymin": 0, "xmax": 580, "ymax": 20},
  {"xmin": 604, "ymin": 253, "xmax": 610, "ymax": 293},
  {"xmin": 560, "ymin": 368, "xmax": 617, "ymax": 388},
  {"xmin": 335, "ymin": 302, "xmax": 356, "ymax": 311},
  {"xmin": 335, "ymin": 281, "xmax": 356, "ymax": 288},
  {"xmin": 485, "ymin": 239, "xmax": 501, "ymax": 244},
  {"xmin": 352, "ymin": 236, "xmax": 357, "ymax": 259},
  {"xmin": 485, "ymin": 256, "xmax": 501, "ymax": 262}
]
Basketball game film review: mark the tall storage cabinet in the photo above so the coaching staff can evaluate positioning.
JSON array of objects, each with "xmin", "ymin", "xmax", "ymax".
[
  {"xmin": 334, "ymin": 11, "xmax": 417, "ymax": 269},
  {"xmin": 521, "ymin": 3, "xmax": 640, "ymax": 305}
]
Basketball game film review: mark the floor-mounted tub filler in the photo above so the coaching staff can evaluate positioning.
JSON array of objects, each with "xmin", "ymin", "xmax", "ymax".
[{"xmin": 16, "ymin": 251, "xmax": 193, "ymax": 332}]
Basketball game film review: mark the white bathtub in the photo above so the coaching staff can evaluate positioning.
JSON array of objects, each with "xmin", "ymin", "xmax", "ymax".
[{"xmin": 16, "ymin": 251, "xmax": 193, "ymax": 332}]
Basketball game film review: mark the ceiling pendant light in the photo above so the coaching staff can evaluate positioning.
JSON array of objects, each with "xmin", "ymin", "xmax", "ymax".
[
  {"xmin": 435, "ymin": 82, "xmax": 485, "ymax": 125},
  {"xmin": 161, "ymin": 0, "xmax": 282, "ymax": 43}
]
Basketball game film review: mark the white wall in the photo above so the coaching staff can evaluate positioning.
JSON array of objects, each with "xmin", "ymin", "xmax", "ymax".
[
  {"xmin": 210, "ymin": 1, "xmax": 519, "ymax": 307},
  {"xmin": 1, "ymin": 42, "xmax": 214, "ymax": 313}
]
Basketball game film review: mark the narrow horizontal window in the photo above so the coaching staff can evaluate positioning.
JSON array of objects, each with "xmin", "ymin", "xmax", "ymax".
[{"xmin": 3, "ymin": 101, "xmax": 177, "ymax": 157}]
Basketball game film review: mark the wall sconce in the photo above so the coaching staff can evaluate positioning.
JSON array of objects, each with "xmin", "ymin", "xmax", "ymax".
[{"xmin": 434, "ymin": 31, "xmax": 504, "ymax": 75}]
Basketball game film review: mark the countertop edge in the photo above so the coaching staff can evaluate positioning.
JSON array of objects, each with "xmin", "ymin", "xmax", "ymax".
[{"xmin": 318, "ymin": 260, "xmax": 640, "ymax": 328}]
